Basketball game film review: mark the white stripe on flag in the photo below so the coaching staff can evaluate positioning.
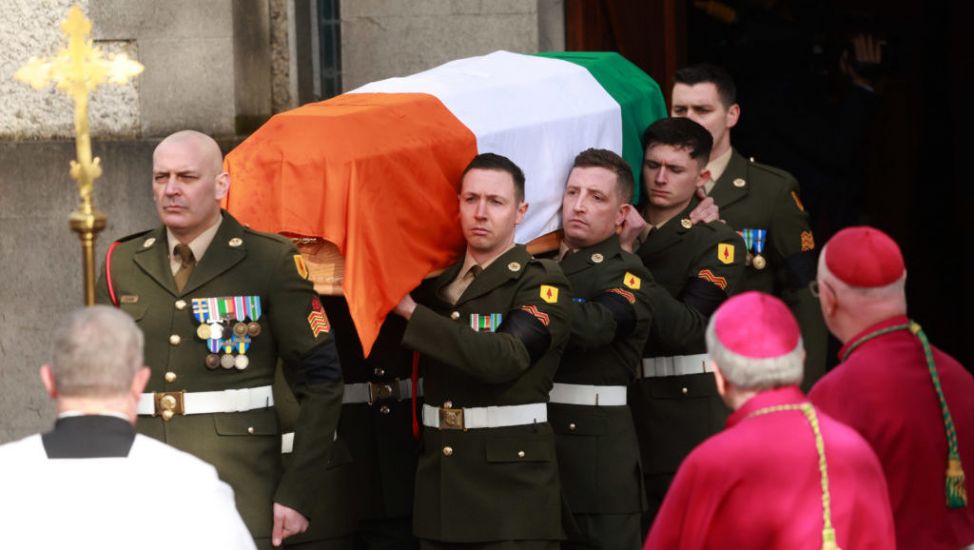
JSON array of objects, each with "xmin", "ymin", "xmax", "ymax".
[{"xmin": 350, "ymin": 51, "xmax": 623, "ymax": 243}]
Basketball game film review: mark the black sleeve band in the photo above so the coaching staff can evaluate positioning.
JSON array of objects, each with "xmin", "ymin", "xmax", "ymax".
[
  {"xmin": 682, "ymin": 278, "xmax": 728, "ymax": 318},
  {"xmin": 287, "ymin": 340, "xmax": 343, "ymax": 383},
  {"xmin": 497, "ymin": 309, "xmax": 552, "ymax": 365},
  {"xmin": 783, "ymin": 251, "xmax": 818, "ymax": 291},
  {"xmin": 591, "ymin": 291, "xmax": 637, "ymax": 338}
]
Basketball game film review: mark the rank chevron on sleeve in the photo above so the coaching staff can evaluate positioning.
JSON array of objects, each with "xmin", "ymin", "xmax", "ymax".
[
  {"xmin": 698, "ymin": 269, "xmax": 728, "ymax": 291},
  {"xmin": 521, "ymin": 305, "xmax": 550, "ymax": 327}
]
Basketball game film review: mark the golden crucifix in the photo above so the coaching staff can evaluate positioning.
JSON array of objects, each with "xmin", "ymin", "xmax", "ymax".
[{"xmin": 14, "ymin": 5, "xmax": 144, "ymax": 305}]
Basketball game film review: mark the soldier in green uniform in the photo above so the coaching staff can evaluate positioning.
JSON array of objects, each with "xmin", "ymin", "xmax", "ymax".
[
  {"xmin": 547, "ymin": 149, "xmax": 653, "ymax": 550},
  {"xmin": 618, "ymin": 118, "xmax": 746, "ymax": 529},
  {"xmin": 321, "ymin": 297, "xmax": 421, "ymax": 550},
  {"xmin": 670, "ymin": 64, "xmax": 827, "ymax": 388},
  {"xmin": 393, "ymin": 153, "xmax": 572, "ymax": 550},
  {"xmin": 95, "ymin": 131, "xmax": 344, "ymax": 550}
]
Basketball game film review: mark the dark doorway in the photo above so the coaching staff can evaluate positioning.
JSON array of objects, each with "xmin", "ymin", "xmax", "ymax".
[{"xmin": 566, "ymin": 0, "xmax": 971, "ymax": 367}]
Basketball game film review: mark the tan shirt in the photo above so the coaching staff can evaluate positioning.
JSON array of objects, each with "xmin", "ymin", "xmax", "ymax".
[
  {"xmin": 166, "ymin": 217, "xmax": 222, "ymax": 275},
  {"xmin": 442, "ymin": 244, "xmax": 515, "ymax": 304},
  {"xmin": 703, "ymin": 147, "xmax": 733, "ymax": 195}
]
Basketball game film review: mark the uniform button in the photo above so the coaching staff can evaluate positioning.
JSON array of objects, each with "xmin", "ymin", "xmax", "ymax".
[
  {"xmin": 247, "ymin": 426, "xmax": 255, "ymax": 434},
  {"xmin": 569, "ymin": 423, "xmax": 577, "ymax": 431},
  {"xmin": 450, "ymin": 311, "xmax": 460, "ymax": 320},
  {"xmin": 164, "ymin": 371, "xmax": 177, "ymax": 383},
  {"xmin": 681, "ymin": 387, "xmax": 688, "ymax": 395},
  {"xmin": 169, "ymin": 334, "xmax": 181, "ymax": 346},
  {"xmin": 374, "ymin": 368, "xmax": 385, "ymax": 377},
  {"xmin": 379, "ymin": 405, "xmax": 390, "ymax": 414},
  {"xmin": 517, "ymin": 450, "xmax": 526, "ymax": 458},
  {"xmin": 442, "ymin": 446, "xmax": 454, "ymax": 457},
  {"xmin": 174, "ymin": 299, "xmax": 187, "ymax": 311},
  {"xmin": 443, "ymin": 401, "xmax": 453, "ymax": 409}
]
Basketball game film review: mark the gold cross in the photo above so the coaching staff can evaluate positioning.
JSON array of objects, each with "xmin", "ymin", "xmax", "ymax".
[{"xmin": 14, "ymin": 5, "xmax": 144, "ymax": 305}]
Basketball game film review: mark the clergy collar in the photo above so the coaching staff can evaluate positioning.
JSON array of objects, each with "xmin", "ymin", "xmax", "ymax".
[
  {"xmin": 726, "ymin": 386, "xmax": 807, "ymax": 429},
  {"xmin": 837, "ymin": 314, "xmax": 911, "ymax": 361}
]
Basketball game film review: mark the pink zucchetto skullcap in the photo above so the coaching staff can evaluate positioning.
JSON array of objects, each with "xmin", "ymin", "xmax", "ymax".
[
  {"xmin": 825, "ymin": 226, "xmax": 904, "ymax": 288},
  {"xmin": 713, "ymin": 292, "xmax": 800, "ymax": 359}
]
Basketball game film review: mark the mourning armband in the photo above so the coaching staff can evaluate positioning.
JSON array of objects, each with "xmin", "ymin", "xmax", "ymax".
[
  {"xmin": 286, "ymin": 340, "xmax": 343, "ymax": 384},
  {"xmin": 497, "ymin": 308, "xmax": 552, "ymax": 365},
  {"xmin": 683, "ymin": 277, "xmax": 728, "ymax": 318},
  {"xmin": 591, "ymin": 290, "xmax": 637, "ymax": 338}
]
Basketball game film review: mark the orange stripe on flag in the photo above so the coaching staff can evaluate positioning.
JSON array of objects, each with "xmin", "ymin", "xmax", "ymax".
[{"xmin": 224, "ymin": 93, "xmax": 477, "ymax": 355}]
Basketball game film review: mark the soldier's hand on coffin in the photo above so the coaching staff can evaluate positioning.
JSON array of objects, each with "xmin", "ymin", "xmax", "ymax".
[
  {"xmin": 690, "ymin": 190, "xmax": 720, "ymax": 224},
  {"xmin": 271, "ymin": 502, "xmax": 309, "ymax": 546},
  {"xmin": 394, "ymin": 293, "xmax": 417, "ymax": 320}
]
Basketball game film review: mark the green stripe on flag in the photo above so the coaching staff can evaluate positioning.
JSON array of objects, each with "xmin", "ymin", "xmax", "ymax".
[{"xmin": 535, "ymin": 51, "xmax": 668, "ymax": 204}]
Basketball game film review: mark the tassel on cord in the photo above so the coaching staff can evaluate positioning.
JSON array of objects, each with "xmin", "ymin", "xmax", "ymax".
[
  {"xmin": 947, "ymin": 457, "xmax": 968, "ymax": 508},
  {"xmin": 821, "ymin": 527, "xmax": 840, "ymax": 550}
]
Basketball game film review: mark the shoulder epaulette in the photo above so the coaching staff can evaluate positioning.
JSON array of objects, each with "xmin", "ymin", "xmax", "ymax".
[
  {"xmin": 747, "ymin": 158, "xmax": 796, "ymax": 182},
  {"xmin": 113, "ymin": 228, "xmax": 154, "ymax": 244}
]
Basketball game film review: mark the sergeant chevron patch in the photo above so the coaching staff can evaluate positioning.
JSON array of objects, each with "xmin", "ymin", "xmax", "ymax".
[
  {"xmin": 698, "ymin": 269, "xmax": 728, "ymax": 291},
  {"xmin": 521, "ymin": 304, "xmax": 550, "ymax": 326},
  {"xmin": 607, "ymin": 288, "xmax": 637, "ymax": 304},
  {"xmin": 308, "ymin": 296, "xmax": 330, "ymax": 337}
]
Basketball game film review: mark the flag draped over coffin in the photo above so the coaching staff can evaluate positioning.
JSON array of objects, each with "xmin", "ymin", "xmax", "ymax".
[{"xmin": 224, "ymin": 50, "xmax": 666, "ymax": 355}]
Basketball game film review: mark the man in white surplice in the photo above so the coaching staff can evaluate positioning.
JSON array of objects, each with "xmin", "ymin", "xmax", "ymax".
[{"xmin": 0, "ymin": 306, "xmax": 255, "ymax": 550}]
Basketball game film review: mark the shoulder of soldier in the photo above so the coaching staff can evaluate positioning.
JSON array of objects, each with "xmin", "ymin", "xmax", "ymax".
[
  {"xmin": 108, "ymin": 228, "xmax": 157, "ymax": 257},
  {"xmin": 745, "ymin": 158, "xmax": 800, "ymax": 192},
  {"xmin": 526, "ymin": 257, "xmax": 569, "ymax": 284},
  {"xmin": 237, "ymin": 227, "xmax": 301, "ymax": 261}
]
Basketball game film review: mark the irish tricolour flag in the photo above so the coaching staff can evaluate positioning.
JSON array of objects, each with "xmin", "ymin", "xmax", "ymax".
[{"xmin": 225, "ymin": 51, "xmax": 666, "ymax": 354}]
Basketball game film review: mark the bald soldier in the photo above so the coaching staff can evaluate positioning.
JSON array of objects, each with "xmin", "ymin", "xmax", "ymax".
[
  {"xmin": 96, "ymin": 131, "xmax": 344, "ymax": 549},
  {"xmin": 809, "ymin": 227, "xmax": 974, "ymax": 550},
  {"xmin": 644, "ymin": 292, "xmax": 895, "ymax": 550}
]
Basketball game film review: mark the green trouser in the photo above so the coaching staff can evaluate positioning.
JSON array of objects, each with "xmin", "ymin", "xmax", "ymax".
[
  {"xmin": 355, "ymin": 517, "xmax": 418, "ymax": 550},
  {"xmin": 564, "ymin": 513, "xmax": 642, "ymax": 550}
]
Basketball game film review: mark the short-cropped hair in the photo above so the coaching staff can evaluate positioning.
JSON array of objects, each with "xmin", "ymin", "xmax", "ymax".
[
  {"xmin": 461, "ymin": 153, "xmax": 526, "ymax": 202},
  {"xmin": 674, "ymin": 63, "xmax": 737, "ymax": 107},
  {"xmin": 571, "ymin": 148, "xmax": 635, "ymax": 204},
  {"xmin": 643, "ymin": 117, "xmax": 714, "ymax": 167},
  {"xmin": 50, "ymin": 306, "xmax": 144, "ymax": 397}
]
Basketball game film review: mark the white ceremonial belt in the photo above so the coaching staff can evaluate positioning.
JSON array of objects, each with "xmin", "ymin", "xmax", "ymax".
[
  {"xmin": 641, "ymin": 354, "xmax": 712, "ymax": 378},
  {"xmin": 281, "ymin": 431, "xmax": 337, "ymax": 454},
  {"xmin": 137, "ymin": 385, "xmax": 274, "ymax": 416},
  {"xmin": 343, "ymin": 378, "xmax": 423, "ymax": 405},
  {"xmin": 548, "ymin": 383, "xmax": 627, "ymax": 406},
  {"xmin": 422, "ymin": 402, "xmax": 547, "ymax": 430}
]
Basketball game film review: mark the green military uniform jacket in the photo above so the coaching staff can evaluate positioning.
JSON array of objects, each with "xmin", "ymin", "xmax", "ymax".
[
  {"xmin": 95, "ymin": 212, "xmax": 344, "ymax": 542},
  {"xmin": 549, "ymin": 235, "xmax": 653, "ymax": 515},
  {"xmin": 712, "ymin": 150, "xmax": 827, "ymax": 388},
  {"xmin": 402, "ymin": 245, "xmax": 571, "ymax": 543},
  {"xmin": 629, "ymin": 203, "xmax": 744, "ymax": 500}
]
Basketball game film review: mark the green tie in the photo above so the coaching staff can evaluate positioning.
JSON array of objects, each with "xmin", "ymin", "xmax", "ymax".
[{"xmin": 173, "ymin": 244, "xmax": 196, "ymax": 292}]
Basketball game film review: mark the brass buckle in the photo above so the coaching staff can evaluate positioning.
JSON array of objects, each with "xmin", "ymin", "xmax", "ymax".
[
  {"xmin": 439, "ymin": 406, "xmax": 465, "ymax": 430},
  {"xmin": 154, "ymin": 391, "xmax": 185, "ymax": 422},
  {"xmin": 368, "ymin": 379, "xmax": 402, "ymax": 405}
]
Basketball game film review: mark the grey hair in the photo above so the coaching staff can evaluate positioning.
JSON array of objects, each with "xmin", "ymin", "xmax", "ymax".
[
  {"xmin": 705, "ymin": 315, "xmax": 804, "ymax": 390},
  {"xmin": 50, "ymin": 306, "xmax": 144, "ymax": 397}
]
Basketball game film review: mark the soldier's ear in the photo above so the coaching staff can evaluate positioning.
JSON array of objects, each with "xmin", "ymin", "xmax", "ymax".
[
  {"xmin": 726, "ymin": 103, "xmax": 740, "ymax": 129},
  {"xmin": 214, "ymin": 171, "xmax": 230, "ymax": 201},
  {"xmin": 514, "ymin": 201, "xmax": 529, "ymax": 225},
  {"xmin": 39, "ymin": 365, "xmax": 57, "ymax": 399},
  {"xmin": 616, "ymin": 203, "xmax": 632, "ymax": 226}
]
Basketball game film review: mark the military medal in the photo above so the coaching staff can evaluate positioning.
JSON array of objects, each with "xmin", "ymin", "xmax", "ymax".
[
  {"xmin": 469, "ymin": 313, "xmax": 503, "ymax": 333},
  {"xmin": 233, "ymin": 322, "xmax": 248, "ymax": 337},
  {"xmin": 739, "ymin": 230, "xmax": 754, "ymax": 266},
  {"xmin": 205, "ymin": 338, "xmax": 222, "ymax": 369},
  {"xmin": 231, "ymin": 334, "xmax": 252, "ymax": 370},
  {"xmin": 220, "ymin": 354, "xmax": 236, "ymax": 369},
  {"xmin": 196, "ymin": 324, "xmax": 212, "ymax": 340},
  {"xmin": 751, "ymin": 229, "xmax": 767, "ymax": 270},
  {"xmin": 234, "ymin": 355, "xmax": 249, "ymax": 370},
  {"xmin": 247, "ymin": 322, "xmax": 261, "ymax": 337},
  {"xmin": 208, "ymin": 322, "xmax": 224, "ymax": 340}
]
